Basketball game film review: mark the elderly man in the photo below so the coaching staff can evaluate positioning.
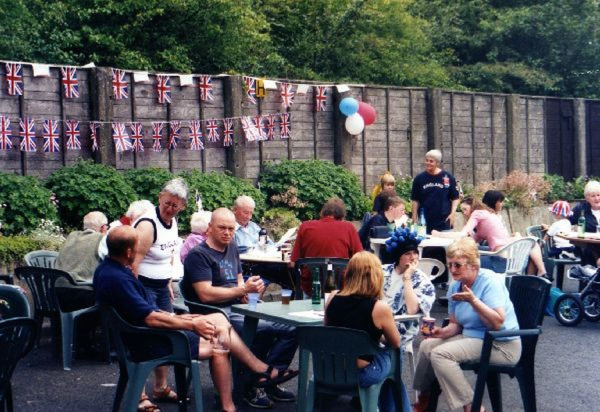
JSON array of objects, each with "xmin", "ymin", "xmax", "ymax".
[
  {"xmin": 95, "ymin": 226, "xmax": 297, "ymax": 412},
  {"xmin": 233, "ymin": 195, "xmax": 264, "ymax": 252},
  {"xmin": 182, "ymin": 208, "xmax": 298, "ymax": 409},
  {"xmin": 411, "ymin": 149, "xmax": 460, "ymax": 234}
]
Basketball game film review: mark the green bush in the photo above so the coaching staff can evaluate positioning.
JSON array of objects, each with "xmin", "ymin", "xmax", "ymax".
[
  {"xmin": 178, "ymin": 170, "xmax": 266, "ymax": 233},
  {"xmin": 0, "ymin": 172, "xmax": 58, "ymax": 235},
  {"xmin": 544, "ymin": 174, "xmax": 569, "ymax": 202},
  {"xmin": 259, "ymin": 160, "xmax": 370, "ymax": 220},
  {"xmin": 260, "ymin": 207, "xmax": 301, "ymax": 240},
  {"xmin": 122, "ymin": 168, "xmax": 175, "ymax": 202},
  {"xmin": 395, "ymin": 175, "xmax": 414, "ymax": 214},
  {"xmin": 46, "ymin": 160, "xmax": 137, "ymax": 229},
  {"xmin": 0, "ymin": 235, "xmax": 62, "ymax": 268}
]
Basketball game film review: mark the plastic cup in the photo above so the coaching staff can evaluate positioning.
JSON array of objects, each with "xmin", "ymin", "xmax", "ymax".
[
  {"xmin": 281, "ymin": 289, "xmax": 292, "ymax": 304},
  {"xmin": 248, "ymin": 293, "xmax": 260, "ymax": 310},
  {"xmin": 421, "ymin": 317, "xmax": 436, "ymax": 338}
]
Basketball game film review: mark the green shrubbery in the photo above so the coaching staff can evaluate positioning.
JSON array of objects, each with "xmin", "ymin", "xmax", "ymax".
[
  {"xmin": 0, "ymin": 235, "xmax": 62, "ymax": 268},
  {"xmin": 123, "ymin": 168, "xmax": 175, "ymax": 202},
  {"xmin": 260, "ymin": 207, "xmax": 301, "ymax": 240}
]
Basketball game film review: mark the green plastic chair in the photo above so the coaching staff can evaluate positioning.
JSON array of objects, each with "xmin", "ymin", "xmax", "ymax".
[
  {"xmin": 14, "ymin": 266, "xmax": 98, "ymax": 370},
  {"xmin": 0, "ymin": 285, "xmax": 30, "ymax": 319},
  {"xmin": 297, "ymin": 325, "xmax": 405, "ymax": 412},
  {"xmin": 293, "ymin": 258, "xmax": 349, "ymax": 299},
  {"xmin": 178, "ymin": 279, "xmax": 229, "ymax": 318},
  {"xmin": 23, "ymin": 250, "xmax": 59, "ymax": 268},
  {"xmin": 102, "ymin": 306, "xmax": 203, "ymax": 412}
]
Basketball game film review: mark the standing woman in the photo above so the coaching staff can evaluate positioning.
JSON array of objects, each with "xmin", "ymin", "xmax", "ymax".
[{"xmin": 132, "ymin": 177, "xmax": 188, "ymax": 409}]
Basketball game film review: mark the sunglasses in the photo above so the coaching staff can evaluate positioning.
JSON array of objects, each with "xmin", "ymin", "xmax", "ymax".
[{"xmin": 447, "ymin": 262, "xmax": 469, "ymax": 269}]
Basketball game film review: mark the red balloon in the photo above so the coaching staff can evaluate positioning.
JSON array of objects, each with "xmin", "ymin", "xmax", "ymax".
[{"xmin": 358, "ymin": 102, "xmax": 376, "ymax": 126}]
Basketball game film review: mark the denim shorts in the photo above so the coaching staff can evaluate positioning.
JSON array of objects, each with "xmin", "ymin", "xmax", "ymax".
[
  {"xmin": 358, "ymin": 349, "xmax": 391, "ymax": 388},
  {"xmin": 139, "ymin": 277, "xmax": 173, "ymax": 313}
]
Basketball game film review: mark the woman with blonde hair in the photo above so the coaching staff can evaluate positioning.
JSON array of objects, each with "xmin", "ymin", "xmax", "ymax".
[{"xmin": 372, "ymin": 172, "xmax": 397, "ymax": 215}]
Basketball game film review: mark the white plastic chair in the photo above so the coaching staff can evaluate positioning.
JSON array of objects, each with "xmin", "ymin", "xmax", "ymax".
[
  {"xmin": 23, "ymin": 250, "xmax": 58, "ymax": 268},
  {"xmin": 480, "ymin": 237, "xmax": 536, "ymax": 275},
  {"xmin": 417, "ymin": 258, "xmax": 445, "ymax": 282}
]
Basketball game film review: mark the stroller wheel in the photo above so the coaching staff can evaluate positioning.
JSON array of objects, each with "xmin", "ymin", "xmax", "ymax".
[
  {"xmin": 554, "ymin": 294, "xmax": 583, "ymax": 327},
  {"xmin": 581, "ymin": 291, "xmax": 600, "ymax": 322}
]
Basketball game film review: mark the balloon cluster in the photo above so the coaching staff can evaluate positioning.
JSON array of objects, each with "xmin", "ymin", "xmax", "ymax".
[
  {"xmin": 339, "ymin": 97, "xmax": 377, "ymax": 135},
  {"xmin": 385, "ymin": 227, "xmax": 424, "ymax": 254}
]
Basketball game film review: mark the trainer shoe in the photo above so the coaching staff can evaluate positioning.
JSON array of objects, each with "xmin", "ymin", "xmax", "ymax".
[
  {"xmin": 244, "ymin": 387, "xmax": 274, "ymax": 409},
  {"xmin": 265, "ymin": 385, "xmax": 296, "ymax": 402}
]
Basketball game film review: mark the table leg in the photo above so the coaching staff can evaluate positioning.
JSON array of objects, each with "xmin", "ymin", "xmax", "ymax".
[{"xmin": 233, "ymin": 315, "xmax": 259, "ymax": 401}]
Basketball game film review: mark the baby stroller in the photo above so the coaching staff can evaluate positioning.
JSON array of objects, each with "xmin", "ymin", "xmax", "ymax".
[{"xmin": 554, "ymin": 265, "xmax": 600, "ymax": 326}]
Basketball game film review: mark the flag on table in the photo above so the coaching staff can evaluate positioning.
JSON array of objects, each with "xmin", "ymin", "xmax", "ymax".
[
  {"xmin": 168, "ymin": 121, "xmax": 181, "ymax": 149},
  {"xmin": 65, "ymin": 120, "xmax": 81, "ymax": 150},
  {"xmin": 188, "ymin": 120, "xmax": 204, "ymax": 151},
  {"xmin": 206, "ymin": 119, "xmax": 220, "ymax": 142},
  {"xmin": 5, "ymin": 63, "xmax": 23, "ymax": 96},
  {"xmin": 280, "ymin": 112, "xmax": 291, "ymax": 139},
  {"xmin": 0, "ymin": 116, "xmax": 12, "ymax": 150},
  {"xmin": 254, "ymin": 115, "xmax": 267, "ymax": 141},
  {"xmin": 130, "ymin": 122, "xmax": 144, "ymax": 152},
  {"xmin": 43, "ymin": 119, "xmax": 60, "ymax": 153},
  {"xmin": 90, "ymin": 122, "xmax": 99, "ymax": 152},
  {"xmin": 198, "ymin": 75, "xmax": 214, "ymax": 101},
  {"xmin": 265, "ymin": 114, "xmax": 276, "ymax": 140},
  {"xmin": 61, "ymin": 67, "xmax": 79, "ymax": 99},
  {"xmin": 152, "ymin": 122, "xmax": 164, "ymax": 152},
  {"xmin": 241, "ymin": 116, "xmax": 261, "ymax": 142},
  {"xmin": 156, "ymin": 75, "xmax": 171, "ymax": 104},
  {"xmin": 279, "ymin": 82, "xmax": 294, "ymax": 108},
  {"xmin": 243, "ymin": 76, "xmax": 257, "ymax": 104},
  {"xmin": 19, "ymin": 118, "xmax": 36, "ymax": 152},
  {"xmin": 315, "ymin": 86, "xmax": 328, "ymax": 112},
  {"xmin": 223, "ymin": 118, "xmax": 234, "ymax": 147},
  {"xmin": 112, "ymin": 122, "xmax": 132, "ymax": 152},
  {"xmin": 112, "ymin": 69, "xmax": 128, "ymax": 100}
]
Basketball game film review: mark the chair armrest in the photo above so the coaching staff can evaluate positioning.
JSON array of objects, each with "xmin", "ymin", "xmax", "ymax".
[
  {"xmin": 0, "ymin": 274, "xmax": 14, "ymax": 284},
  {"xmin": 487, "ymin": 328, "xmax": 541, "ymax": 340}
]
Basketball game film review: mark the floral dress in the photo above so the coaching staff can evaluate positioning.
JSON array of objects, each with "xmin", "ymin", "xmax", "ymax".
[{"xmin": 382, "ymin": 264, "xmax": 436, "ymax": 344}]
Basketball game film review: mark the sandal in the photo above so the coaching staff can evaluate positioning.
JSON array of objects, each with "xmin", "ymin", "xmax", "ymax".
[
  {"xmin": 138, "ymin": 395, "xmax": 161, "ymax": 412},
  {"xmin": 253, "ymin": 365, "xmax": 299, "ymax": 388},
  {"xmin": 152, "ymin": 386, "xmax": 178, "ymax": 403}
]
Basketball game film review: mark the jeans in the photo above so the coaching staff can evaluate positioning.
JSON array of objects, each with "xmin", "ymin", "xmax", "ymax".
[{"xmin": 480, "ymin": 255, "xmax": 507, "ymax": 273}]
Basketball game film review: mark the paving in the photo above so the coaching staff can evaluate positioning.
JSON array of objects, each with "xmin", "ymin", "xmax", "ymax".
[{"xmin": 9, "ymin": 276, "xmax": 599, "ymax": 412}]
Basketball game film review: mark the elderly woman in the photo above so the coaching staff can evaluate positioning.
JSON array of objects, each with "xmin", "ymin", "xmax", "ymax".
[
  {"xmin": 180, "ymin": 210, "xmax": 212, "ymax": 263},
  {"xmin": 132, "ymin": 178, "xmax": 188, "ymax": 410},
  {"xmin": 569, "ymin": 180, "xmax": 600, "ymax": 266},
  {"xmin": 412, "ymin": 238, "xmax": 521, "ymax": 412}
]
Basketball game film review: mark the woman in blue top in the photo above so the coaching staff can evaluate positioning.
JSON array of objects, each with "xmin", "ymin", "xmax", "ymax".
[{"xmin": 412, "ymin": 238, "xmax": 521, "ymax": 412}]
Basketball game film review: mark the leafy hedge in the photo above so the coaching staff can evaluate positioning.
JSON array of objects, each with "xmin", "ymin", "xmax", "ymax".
[
  {"xmin": 0, "ymin": 172, "xmax": 58, "ymax": 235},
  {"xmin": 122, "ymin": 168, "xmax": 175, "ymax": 202},
  {"xmin": 0, "ymin": 235, "xmax": 62, "ymax": 268},
  {"xmin": 259, "ymin": 160, "xmax": 370, "ymax": 220}
]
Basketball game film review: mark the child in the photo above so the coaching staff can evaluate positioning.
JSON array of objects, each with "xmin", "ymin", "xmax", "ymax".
[
  {"xmin": 543, "ymin": 200, "xmax": 577, "ymax": 259},
  {"xmin": 180, "ymin": 210, "xmax": 212, "ymax": 262},
  {"xmin": 372, "ymin": 172, "xmax": 397, "ymax": 215}
]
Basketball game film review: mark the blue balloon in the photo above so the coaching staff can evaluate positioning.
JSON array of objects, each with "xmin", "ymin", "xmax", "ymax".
[{"xmin": 339, "ymin": 97, "xmax": 359, "ymax": 116}]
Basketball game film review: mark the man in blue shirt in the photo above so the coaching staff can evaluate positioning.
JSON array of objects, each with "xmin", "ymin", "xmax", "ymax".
[{"xmin": 233, "ymin": 195, "xmax": 263, "ymax": 252}]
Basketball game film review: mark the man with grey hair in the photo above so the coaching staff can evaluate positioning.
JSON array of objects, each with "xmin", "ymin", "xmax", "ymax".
[{"xmin": 232, "ymin": 195, "xmax": 264, "ymax": 252}]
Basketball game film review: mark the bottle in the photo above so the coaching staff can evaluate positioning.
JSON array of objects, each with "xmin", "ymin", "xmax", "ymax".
[
  {"xmin": 258, "ymin": 227, "xmax": 268, "ymax": 251},
  {"xmin": 578, "ymin": 211, "xmax": 586, "ymax": 238},
  {"xmin": 324, "ymin": 263, "xmax": 336, "ymax": 293},
  {"xmin": 311, "ymin": 267, "xmax": 321, "ymax": 305},
  {"xmin": 418, "ymin": 208, "xmax": 427, "ymax": 237}
]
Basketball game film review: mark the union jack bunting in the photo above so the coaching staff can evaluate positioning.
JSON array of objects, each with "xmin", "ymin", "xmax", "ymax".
[
  {"xmin": 156, "ymin": 75, "xmax": 171, "ymax": 104},
  {"xmin": 5, "ymin": 63, "xmax": 23, "ymax": 96},
  {"xmin": 130, "ymin": 122, "xmax": 144, "ymax": 152},
  {"xmin": 315, "ymin": 86, "xmax": 328, "ymax": 112},
  {"xmin": 152, "ymin": 122, "xmax": 164, "ymax": 152},
  {"xmin": 279, "ymin": 83, "xmax": 294, "ymax": 108},
  {"xmin": 43, "ymin": 119, "xmax": 60, "ymax": 153},
  {"xmin": 241, "ymin": 116, "xmax": 261, "ymax": 142},
  {"xmin": 112, "ymin": 122, "xmax": 132, "ymax": 152},
  {"xmin": 168, "ymin": 121, "xmax": 181, "ymax": 149},
  {"xmin": 188, "ymin": 121, "xmax": 204, "ymax": 151},
  {"xmin": 112, "ymin": 69, "xmax": 128, "ymax": 100},
  {"xmin": 243, "ymin": 76, "xmax": 257, "ymax": 104},
  {"xmin": 61, "ymin": 67, "xmax": 79, "ymax": 99},
  {"xmin": 19, "ymin": 118, "xmax": 36, "ymax": 152},
  {"xmin": 223, "ymin": 118, "xmax": 234, "ymax": 147},
  {"xmin": 90, "ymin": 122, "xmax": 99, "ymax": 152},
  {"xmin": 65, "ymin": 120, "xmax": 81, "ymax": 150},
  {"xmin": 265, "ymin": 114, "xmax": 276, "ymax": 140},
  {"xmin": 0, "ymin": 116, "xmax": 12, "ymax": 150},
  {"xmin": 280, "ymin": 113, "xmax": 291, "ymax": 139},
  {"xmin": 254, "ymin": 115, "xmax": 267, "ymax": 141},
  {"xmin": 198, "ymin": 75, "xmax": 214, "ymax": 101},
  {"xmin": 206, "ymin": 119, "xmax": 220, "ymax": 142}
]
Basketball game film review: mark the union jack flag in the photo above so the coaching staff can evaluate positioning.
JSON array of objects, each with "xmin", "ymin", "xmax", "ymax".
[
  {"xmin": 90, "ymin": 122, "xmax": 100, "ymax": 152},
  {"xmin": 0, "ymin": 116, "xmax": 12, "ymax": 150},
  {"xmin": 65, "ymin": 120, "xmax": 81, "ymax": 150},
  {"xmin": 206, "ymin": 119, "xmax": 220, "ymax": 142},
  {"xmin": 152, "ymin": 122, "xmax": 164, "ymax": 152},
  {"xmin": 168, "ymin": 121, "xmax": 181, "ymax": 149},
  {"xmin": 280, "ymin": 113, "xmax": 291, "ymax": 139},
  {"xmin": 198, "ymin": 75, "xmax": 213, "ymax": 101},
  {"xmin": 19, "ymin": 118, "xmax": 36, "ymax": 152},
  {"xmin": 265, "ymin": 114, "xmax": 276, "ymax": 140},
  {"xmin": 43, "ymin": 119, "xmax": 60, "ymax": 153},
  {"xmin": 188, "ymin": 120, "xmax": 204, "ymax": 151},
  {"xmin": 243, "ymin": 76, "xmax": 257, "ymax": 104},
  {"xmin": 112, "ymin": 122, "xmax": 132, "ymax": 152},
  {"xmin": 241, "ymin": 116, "xmax": 261, "ymax": 142},
  {"xmin": 279, "ymin": 83, "xmax": 294, "ymax": 108},
  {"xmin": 130, "ymin": 122, "xmax": 144, "ymax": 152},
  {"xmin": 254, "ymin": 115, "xmax": 267, "ymax": 141},
  {"xmin": 315, "ymin": 86, "xmax": 328, "ymax": 112},
  {"xmin": 223, "ymin": 118, "xmax": 234, "ymax": 147},
  {"xmin": 61, "ymin": 67, "xmax": 79, "ymax": 99},
  {"xmin": 112, "ymin": 69, "xmax": 128, "ymax": 100},
  {"xmin": 5, "ymin": 63, "xmax": 23, "ymax": 96},
  {"xmin": 156, "ymin": 75, "xmax": 171, "ymax": 104}
]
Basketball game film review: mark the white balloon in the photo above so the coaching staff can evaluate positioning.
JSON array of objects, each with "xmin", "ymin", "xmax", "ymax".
[{"xmin": 345, "ymin": 113, "xmax": 365, "ymax": 135}]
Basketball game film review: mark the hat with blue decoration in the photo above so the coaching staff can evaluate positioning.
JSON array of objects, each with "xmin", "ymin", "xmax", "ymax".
[{"xmin": 385, "ymin": 227, "xmax": 424, "ymax": 262}]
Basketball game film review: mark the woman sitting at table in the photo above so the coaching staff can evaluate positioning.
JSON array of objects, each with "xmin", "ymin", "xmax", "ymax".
[
  {"xmin": 569, "ymin": 180, "xmax": 600, "ymax": 266},
  {"xmin": 412, "ymin": 238, "xmax": 521, "ymax": 412},
  {"xmin": 325, "ymin": 251, "xmax": 407, "ymax": 412}
]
